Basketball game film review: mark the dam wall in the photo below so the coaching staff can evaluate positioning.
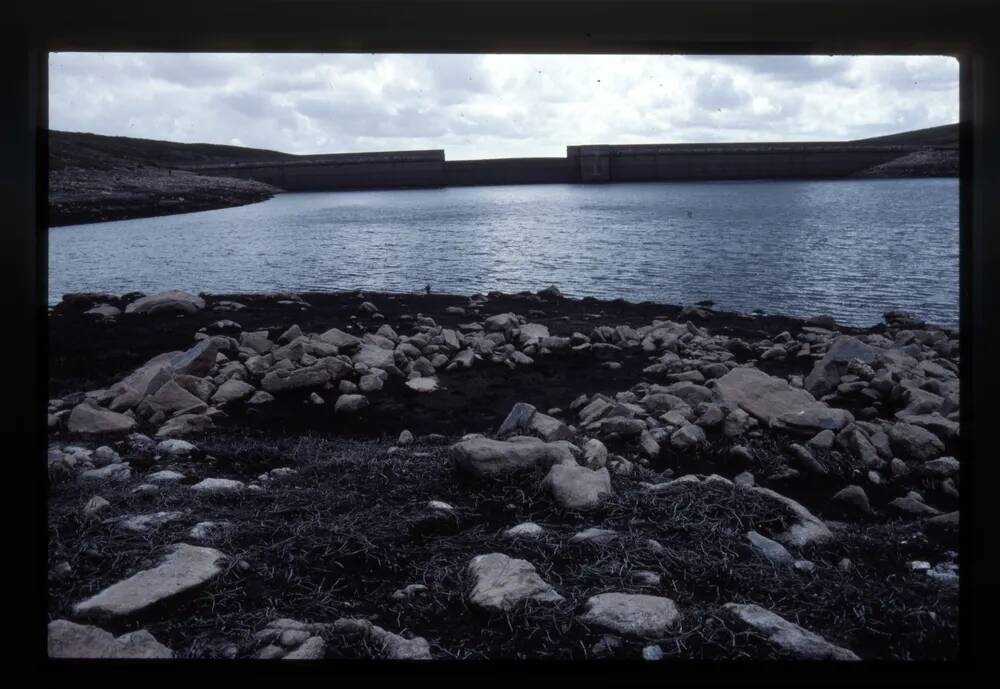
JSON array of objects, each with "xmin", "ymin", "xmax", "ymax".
[
  {"xmin": 185, "ymin": 141, "xmax": 942, "ymax": 191},
  {"xmin": 443, "ymin": 157, "xmax": 573, "ymax": 186},
  {"xmin": 567, "ymin": 143, "xmax": 910, "ymax": 182}
]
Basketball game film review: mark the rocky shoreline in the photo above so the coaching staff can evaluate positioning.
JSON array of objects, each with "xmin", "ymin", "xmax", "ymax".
[
  {"xmin": 49, "ymin": 166, "xmax": 280, "ymax": 227},
  {"xmin": 47, "ymin": 288, "xmax": 959, "ymax": 660}
]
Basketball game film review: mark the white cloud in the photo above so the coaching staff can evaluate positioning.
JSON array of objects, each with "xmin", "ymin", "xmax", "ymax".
[{"xmin": 48, "ymin": 53, "xmax": 958, "ymax": 160}]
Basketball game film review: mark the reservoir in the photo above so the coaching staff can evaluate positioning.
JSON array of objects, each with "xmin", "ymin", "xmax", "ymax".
[{"xmin": 48, "ymin": 177, "xmax": 959, "ymax": 326}]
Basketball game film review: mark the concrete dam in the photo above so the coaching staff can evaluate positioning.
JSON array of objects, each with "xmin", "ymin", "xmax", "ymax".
[{"xmin": 182, "ymin": 140, "xmax": 950, "ymax": 192}]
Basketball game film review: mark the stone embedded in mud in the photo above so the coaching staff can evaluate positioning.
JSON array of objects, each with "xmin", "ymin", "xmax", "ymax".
[
  {"xmin": 334, "ymin": 393, "xmax": 369, "ymax": 413},
  {"xmin": 67, "ymin": 403, "xmax": 137, "ymax": 435},
  {"xmin": 773, "ymin": 407, "xmax": 855, "ymax": 436},
  {"xmin": 451, "ymin": 437, "xmax": 575, "ymax": 477},
  {"xmin": 467, "ymin": 553, "xmax": 564, "ymax": 612},
  {"xmin": 746, "ymin": 530, "xmax": 794, "ymax": 564},
  {"xmin": 722, "ymin": 603, "xmax": 860, "ymax": 660},
  {"xmin": 191, "ymin": 478, "xmax": 244, "ymax": 493},
  {"xmin": 577, "ymin": 593, "xmax": 680, "ymax": 638},
  {"xmin": 48, "ymin": 620, "xmax": 173, "ymax": 659},
  {"xmin": 543, "ymin": 463, "xmax": 612, "ymax": 511},
  {"xmin": 331, "ymin": 618, "xmax": 432, "ymax": 660},
  {"xmin": 405, "ymin": 376, "xmax": 439, "ymax": 392},
  {"xmin": 570, "ymin": 527, "xmax": 619, "ymax": 545},
  {"xmin": 147, "ymin": 470, "xmax": 185, "ymax": 483},
  {"xmin": 503, "ymin": 522, "xmax": 546, "ymax": 539},
  {"xmin": 73, "ymin": 543, "xmax": 225, "ymax": 620},
  {"xmin": 124, "ymin": 290, "xmax": 205, "ymax": 316},
  {"xmin": 80, "ymin": 462, "xmax": 132, "ymax": 483},
  {"xmin": 281, "ymin": 636, "xmax": 327, "ymax": 660},
  {"xmin": 120, "ymin": 511, "xmax": 186, "ymax": 532},
  {"xmin": 751, "ymin": 486, "xmax": 833, "ymax": 547}
]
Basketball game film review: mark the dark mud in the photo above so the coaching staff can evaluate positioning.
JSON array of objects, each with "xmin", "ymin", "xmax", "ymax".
[{"xmin": 48, "ymin": 433, "xmax": 958, "ymax": 660}]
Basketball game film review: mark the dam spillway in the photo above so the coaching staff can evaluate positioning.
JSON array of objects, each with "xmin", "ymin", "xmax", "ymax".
[{"xmin": 181, "ymin": 139, "xmax": 953, "ymax": 192}]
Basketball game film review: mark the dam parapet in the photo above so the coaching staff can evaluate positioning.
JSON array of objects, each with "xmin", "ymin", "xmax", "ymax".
[{"xmin": 182, "ymin": 139, "xmax": 955, "ymax": 192}]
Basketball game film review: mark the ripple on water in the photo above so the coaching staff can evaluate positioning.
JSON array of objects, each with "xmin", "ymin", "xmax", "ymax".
[{"xmin": 48, "ymin": 178, "xmax": 959, "ymax": 326}]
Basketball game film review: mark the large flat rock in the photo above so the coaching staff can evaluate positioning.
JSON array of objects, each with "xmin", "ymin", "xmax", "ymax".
[
  {"xmin": 67, "ymin": 403, "xmax": 137, "ymax": 434},
  {"xmin": 577, "ymin": 593, "xmax": 680, "ymax": 637},
  {"xmin": 48, "ymin": 620, "xmax": 173, "ymax": 659},
  {"xmin": 714, "ymin": 367, "xmax": 852, "ymax": 433},
  {"xmin": 73, "ymin": 543, "xmax": 225, "ymax": 620},
  {"xmin": 125, "ymin": 290, "xmax": 205, "ymax": 316},
  {"xmin": 723, "ymin": 603, "xmax": 860, "ymax": 660}
]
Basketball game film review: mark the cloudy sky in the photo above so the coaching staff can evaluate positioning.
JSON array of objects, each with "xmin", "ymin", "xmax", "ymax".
[{"xmin": 49, "ymin": 53, "xmax": 958, "ymax": 160}]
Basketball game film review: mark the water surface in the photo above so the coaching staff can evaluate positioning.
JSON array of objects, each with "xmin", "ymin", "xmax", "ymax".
[{"xmin": 49, "ymin": 178, "xmax": 959, "ymax": 326}]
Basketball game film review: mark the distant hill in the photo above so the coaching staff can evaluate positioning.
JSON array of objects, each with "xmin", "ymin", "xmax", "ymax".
[
  {"xmin": 852, "ymin": 123, "xmax": 958, "ymax": 148},
  {"xmin": 49, "ymin": 130, "xmax": 296, "ymax": 173}
]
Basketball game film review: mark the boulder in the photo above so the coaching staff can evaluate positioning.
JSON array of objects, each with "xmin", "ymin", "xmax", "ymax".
[
  {"xmin": 353, "ymin": 344, "xmax": 395, "ymax": 370},
  {"xmin": 334, "ymin": 394, "xmax": 369, "ymax": 414},
  {"xmin": 543, "ymin": 463, "xmax": 612, "ymax": 511},
  {"xmin": 889, "ymin": 422, "xmax": 945, "ymax": 461},
  {"xmin": 467, "ymin": 553, "xmax": 563, "ymax": 612},
  {"xmin": 582, "ymin": 438, "xmax": 609, "ymax": 469},
  {"xmin": 48, "ymin": 620, "xmax": 172, "ymax": 659},
  {"xmin": 155, "ymin": 413, "xmax": 214, "ymax": 438},
  {"xmin": 722, "ymin": 603, "xmax": 860, "ymax": 660},
  {"xmin": 804, "ymin": 336, "xmax": 879, "ymax": 397},
  {"xmin": 746, "ymin": 530, "xmax": 793, "ymax": 564},
  {"xmin": 451, "ymin": 437, "xmax": 575, "ymax": 477},
  {"xmin": 261, "ymin": 366, "xmax": 332, "ymax": 394},
  {"xmin": 73, "ymin": 544, "xmax": 225, "ymax": 620},
  {"xmin": 67, "ymin": 404, "xmax": 136, "ymax": 435},
  {"xmin": 148, "ymin": 379, "xmax": 207, "ymax": 415},
  {"xmin": 318, "ymin": 328, "xmax": 360, "ymax": 350},
  {"xmin": 210, "ymin": 379, "xmax": 255, "ymax": 405},
  {"xmin": 670, "ymin": 424, "xmax": 706, "ymax": 449},
  {"xmin": 124, "ymin": 290, "xmax": 205, "ymax": 316},
  {"xmin": 715, "ymin": 367, "xmax": 851, "ymax": 433},
  {"xmin": 577, "ymin": 593, "xmax": 680, "ymax": 637}
]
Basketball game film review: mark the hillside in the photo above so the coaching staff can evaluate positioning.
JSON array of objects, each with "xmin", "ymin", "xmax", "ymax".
[
  {"xmin": 852, "ymin": 123, "xmax": 958, "ymax": 148},
  {"xmin": 48, "ymin": 131, "xmax": 291, "ymax": 226}
]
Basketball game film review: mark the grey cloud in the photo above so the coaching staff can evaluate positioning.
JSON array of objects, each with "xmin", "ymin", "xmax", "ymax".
[
  {"xmin": 694, "ymin": 73, "xmax": 750, "ymax": 111},
  {"xmin": 691, "ymin": 55, "xmax": 853, "ymax": 84}
]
